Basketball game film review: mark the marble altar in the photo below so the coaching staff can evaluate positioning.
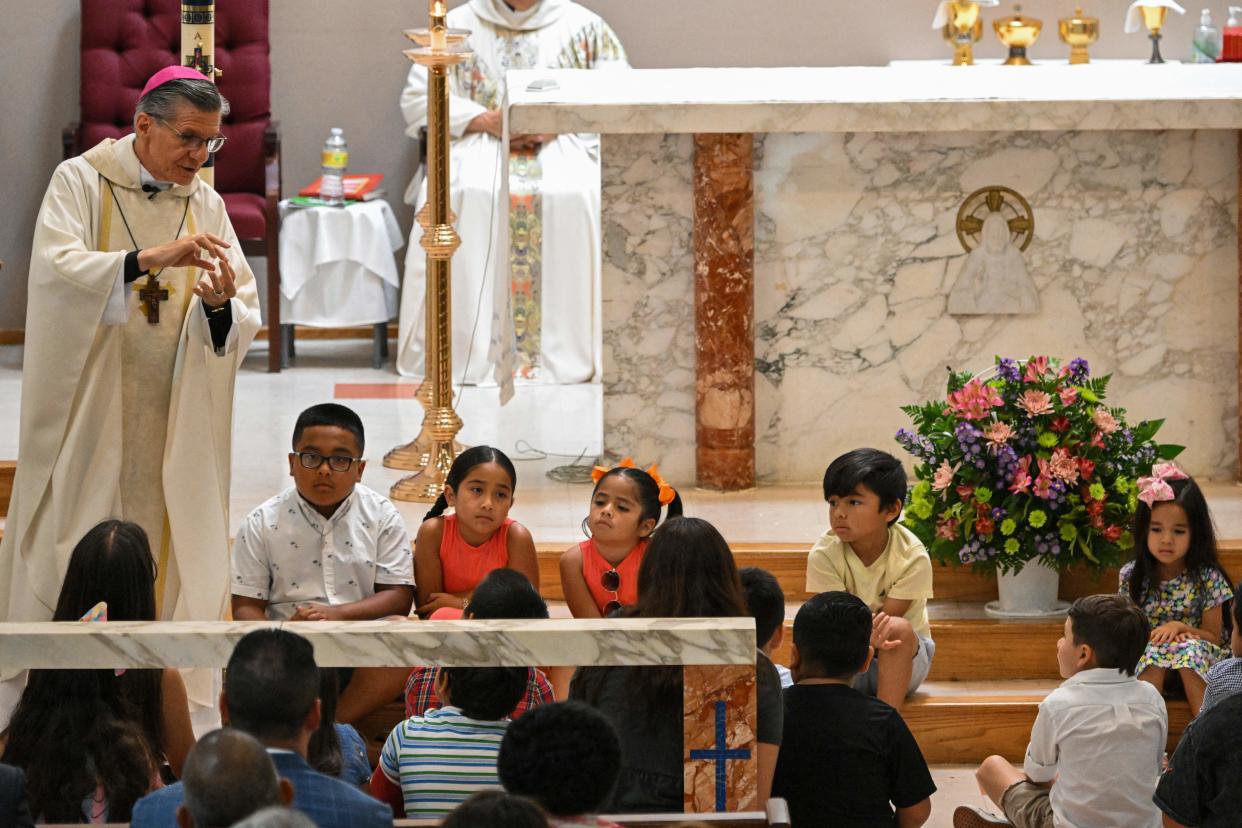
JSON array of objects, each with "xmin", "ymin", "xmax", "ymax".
[{"xmin": 508, "ymin": 63, "xmax": 1242, "ymax": 486}]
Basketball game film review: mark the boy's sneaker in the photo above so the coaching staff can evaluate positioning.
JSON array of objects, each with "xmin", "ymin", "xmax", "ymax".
[{"xmin": 953, "ymin": 805, "xmax": 1011, "ymax": 827}]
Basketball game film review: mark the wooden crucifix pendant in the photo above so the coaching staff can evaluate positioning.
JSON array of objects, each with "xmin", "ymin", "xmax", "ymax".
[{"xmin": 138, "ymin": 274, "xmax": 169, "ymax": 324}]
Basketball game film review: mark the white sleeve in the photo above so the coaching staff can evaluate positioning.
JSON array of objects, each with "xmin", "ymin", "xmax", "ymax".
[
  {"xmin": 374, "ymin": 506, "xmax": 415, "ymax": 586},
  {"xmin": 400, "ymin": 61, "xmax": 487, "ymax": 140},
  {"xmin": 101, "ymin": 258, "xmax": 129, "ymax": 325},
  {"xmin": 231, "ymin": 514, "xmax": 273, "ymax": 600},
  {"xmin": 1023, "ymin": 702, "xmax": 1059, "ymax": 783}
]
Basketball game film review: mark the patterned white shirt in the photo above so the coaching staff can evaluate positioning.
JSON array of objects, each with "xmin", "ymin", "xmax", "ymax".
[
  {"xmin": 1201, "ymin": 656, "xmax": 1242, "ymax": 714},
  {"xmin": 231, "ymin": 484, "xmax": 413, "ymax": 619}
]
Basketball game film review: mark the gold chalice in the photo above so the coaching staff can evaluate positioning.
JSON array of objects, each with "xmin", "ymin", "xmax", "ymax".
[
  {"xmin": 1057, "ymin": 7, "xmax": 1099, "ymax": 63},
  {"xmin": 1140, "ymin": 5, "xmax": 1169, "ymax": 63},
  {"xmin": 994, "ymin": 4, "xmax": 1043, "ymax": 65},
  {"xmin": 947, "ymin": 1, "xmax": 984, "ymax": 65},
  {"xmin": 943, "ymin": 16, "xmax": 984, "ymax": 55}
]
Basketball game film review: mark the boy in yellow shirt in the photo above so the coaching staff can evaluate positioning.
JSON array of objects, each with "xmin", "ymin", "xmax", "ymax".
[{"xmin": 806, "ymin": 448, "xmax": 934, "ymax": 710}]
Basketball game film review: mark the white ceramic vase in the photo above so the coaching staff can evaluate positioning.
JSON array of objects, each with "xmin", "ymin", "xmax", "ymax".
[{"xmin": 985, "ymin": 558, "xmax": 1071, "ymax": 618}]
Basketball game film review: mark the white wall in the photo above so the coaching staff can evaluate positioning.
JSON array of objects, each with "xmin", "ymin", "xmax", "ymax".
[{"xmin": 0, "ymin": 0, "xmax": 1214, "ymax": 328}]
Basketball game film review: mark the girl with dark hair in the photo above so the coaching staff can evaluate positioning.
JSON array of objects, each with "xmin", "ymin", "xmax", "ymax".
[
  {"xmin": 559, "ymin": 462, "xmax": 683, "ymax": 618},
  {"xmin": 307, "ymin": 669, "xmax": 372, "ymax": 787},
  {"xmin": 413, "ymin": 446, "xmax": 538, "ymax": 617},
  {"xmin": 570, "ymin": 517, "xmax": 784, "ymax": 813},
  {"xmin": 1, "ymin": 520, "xmax": 195, "ymax": 820},
  {"xmin": 1121, "ymin": 465, "xmax": 1235, "ymax": 716}
]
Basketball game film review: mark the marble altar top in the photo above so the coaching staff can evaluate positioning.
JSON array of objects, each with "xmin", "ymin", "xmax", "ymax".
[
  {"xmin": 0, "ymin": 617, "xmax": 756, "ymax": 669},
  {"xmin": 507, "ymin": 62, "xmax": 1242, "ymax": 135}
]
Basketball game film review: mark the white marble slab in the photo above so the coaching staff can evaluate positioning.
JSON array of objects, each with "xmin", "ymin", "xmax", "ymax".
[
  {"xmin": 0, "ymin": 618, "xmax": 756, "ymax": 669},
  {"xmin": 507, "ymin": 63, "xmax": 1242, "ymax": 135}
]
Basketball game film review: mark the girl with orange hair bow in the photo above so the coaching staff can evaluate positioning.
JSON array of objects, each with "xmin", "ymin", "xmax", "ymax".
[{"xmin": 559, "ymin": 460, "xmax": 683, "ymax": 618}]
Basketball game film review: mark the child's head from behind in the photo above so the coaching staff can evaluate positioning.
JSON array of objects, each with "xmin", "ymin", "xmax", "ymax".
[
  {"xmin": 54, "ymin": 520, "xmax": 156, "ymax": 622},
  {"xmin": 1060, "ymin": 594, "xmax": 1148, "ymax": 678},
  {"xmin": 739, "ymin": 567, "xmax": 785, "ymax": 653},
  {"xmin": 587, "ymin": 465, "xmax": 683, "ymax": 547},
  {"xmin": 1129, "ymin": 472, "xmax": 1220, "ymax": 604},
  {"xmin": 791, "ymin": 591, "xmax": 873, "ymax": 682},
  {"xmin": 423, "ymin": 445, "xmax": 517, "ymax": 537},
  {"xmin": 465, "ymin": 569, "xmax": 549, "ymax": 620},
  {"xmin": 497, "ymin": 701, "xmax": 621, "ymax": 818},
  {"xmin": 632, "ymin": 517, "xmax": 746, "ymax": 620},
  {"xmin": 437, "ymin": 666, "xmax": 528, "ymax": 721},
  {"xmin": 440, "ymin": 790, "xmax": 548, "ymax": 828},
  {"xmin": 289, "ymin": 403, "xmax": 366, "ymax": 515},
  {"xmin": 823, "ymin": 449, "xmax": 906, "ymax": 543}
]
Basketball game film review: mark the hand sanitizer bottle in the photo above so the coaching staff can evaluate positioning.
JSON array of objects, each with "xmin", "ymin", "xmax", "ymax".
[{"xmin": 1193, "ymin": 8, "xmax": 1220, "ymax": 62}]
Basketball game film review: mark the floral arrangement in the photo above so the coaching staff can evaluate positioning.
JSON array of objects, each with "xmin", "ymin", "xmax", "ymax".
[{"xmin": 896, "ymin": 356, "xmax": 1182, "ymax": 573}]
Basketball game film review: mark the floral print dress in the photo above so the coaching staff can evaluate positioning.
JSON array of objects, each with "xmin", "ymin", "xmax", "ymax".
[{"xmin": 1119, "ymin": 561, "xmax": 1234, "ymax": 678}]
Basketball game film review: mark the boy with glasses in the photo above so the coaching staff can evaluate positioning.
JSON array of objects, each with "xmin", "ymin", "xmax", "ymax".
[{"xmin": 231, "ymin": 403, "xmax": 414, "ymax": 621}]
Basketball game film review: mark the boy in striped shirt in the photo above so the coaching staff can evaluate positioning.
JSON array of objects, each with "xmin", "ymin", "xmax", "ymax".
[{"xmin": 371, "ymin": 666, "xmax": 528, "ymax": 819}]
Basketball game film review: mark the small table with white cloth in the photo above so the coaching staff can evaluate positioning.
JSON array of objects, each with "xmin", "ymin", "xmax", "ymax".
[{"xmin": 276, "ymin": 198, "xmax": 403, "ymax": 370}]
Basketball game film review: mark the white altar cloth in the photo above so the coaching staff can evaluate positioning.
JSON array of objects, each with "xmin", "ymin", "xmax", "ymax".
[{"xmin": 277, "ymin": 199, "xmax": 402, "ymax": 327}]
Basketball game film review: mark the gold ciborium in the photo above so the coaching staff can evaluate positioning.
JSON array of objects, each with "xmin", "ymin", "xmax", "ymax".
[
  {"xmin": 1140, "ymin": 4, "xmax": 1169, "ymax": 63},
  {"xmin": 1057, "ymin": 7, "xmax": 1099, "ymax": 63},
  {"xmin": 994, "ymin": 4, "xmax": 1043, "ymax": 64}
]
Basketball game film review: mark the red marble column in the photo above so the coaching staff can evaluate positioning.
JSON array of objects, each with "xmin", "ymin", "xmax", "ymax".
[
  {"xmin": 683, "ymin": 664, "xmax": 758, "ymax": 812},
  {"xmin": 693, "ymin": 134, "xmax": 755, "ymax": 491}
]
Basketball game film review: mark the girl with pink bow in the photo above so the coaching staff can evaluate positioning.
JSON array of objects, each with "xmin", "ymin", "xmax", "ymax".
[{"xmin": 1122, "ymin": 465, "xmax": 1235, "ymax": 716}]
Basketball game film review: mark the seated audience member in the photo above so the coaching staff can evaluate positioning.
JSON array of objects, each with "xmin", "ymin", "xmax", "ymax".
[
  {"xmin": 498, "ymin": 701, "xmax": 623, "ymax": 827},
  {"xmin": 0, "ymin": 764, "xmax": 35, "ymax": 828},
  {"xmin": 741, "ymin": 567, "xmax": 793, "ymax": 688},
  {"xmin": 1154, "ymin": 693, "xmax": 1242, "ymax": 826},
  {"xmin": 440, "ymin": 790, "xmax": 549, "ymax": 828},
  {"xmin": 131, "ymin": 629, "xmax": 393, "ymax": 828},
  {"xmin": 1199, "ymin": 581, "xmax": 1242, "ymax": 715},
  {"xmin": 406, "ymin": 569, "xmax": 555, "ymax": 719},
  {"xmin": 308, "ymin": 669, "xmax": 372, "ymax": 787},
  {"xmin": 806, "ymin": 448, "xmax": 935, "ymax": 710},
  {"xmin": 372, "ymin": 665, "xmax": 528, "ymax": 818},
  {"xmin": 2, "ymin": 521, "xmax": 196, "ymax": 822},
  {"xmin": 233, "ymin": 807, "xmax": 318, "ymax": 828},
  {"xmin": 176, "ymin": 729, "xmax": 291, "ymax": 828},
  {"xmin": 773, "ymin": 591, "xmax": 934, "ymax": 827},
  {"xmin": 571, "ymin": 517, "xmax": 783, "ymax": 812},
  {"xmin": 231, "ymin": 403, "xmax": 415, "ymax": 622},
  {"xmin": 955, "ymin": 594, "xmax": 1165, "ymax": 828}
]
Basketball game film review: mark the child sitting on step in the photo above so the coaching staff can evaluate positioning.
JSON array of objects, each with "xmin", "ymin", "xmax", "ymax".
[
  {"xmin": 955, "ymin": 594, "xmax": 1166, "ymax": 828},
  {"xmin": 772, "ymin": 591, "xmax": 935, "ymax": 827},
  {"xmin": 805, "ymin": 448, "xmax": 934, "ymax": 710},
  {"xmin": 560, "ymin": 460, "xmax": 682, "ymax": 618},
  {"xmin": 740, "ymin": 567, "xmax": 793, "ymax": 688},
  {"xmin": 414, "ymin": 446, "xmax": 539, "ymax": 618},
  {"xmin": 230, "ymin": 402, "xmax": 415, "ymax": 622},
  {"xmin": 1121, "ymin": 465, "xmax": 1234, "ymax": 717}
]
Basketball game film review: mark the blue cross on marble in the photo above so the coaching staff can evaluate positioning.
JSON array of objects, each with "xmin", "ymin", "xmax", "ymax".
[{"xmin": 688, "ymin": 700, "xmax": 751, "ymax": 811}]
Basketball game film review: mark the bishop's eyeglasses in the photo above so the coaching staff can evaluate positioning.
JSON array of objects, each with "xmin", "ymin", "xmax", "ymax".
[
  {"xmin": 156, "ymin": 118, "xmax": 227, "ymax": 153},
  {"xmin": 294, "ymin": 451, "xmax": 363, "ymax": 473}
]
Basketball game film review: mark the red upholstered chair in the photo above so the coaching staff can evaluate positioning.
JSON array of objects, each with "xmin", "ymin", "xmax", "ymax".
[{"xmin": 64, "ymin": 0, "xmax": 283, "ymax": 372}]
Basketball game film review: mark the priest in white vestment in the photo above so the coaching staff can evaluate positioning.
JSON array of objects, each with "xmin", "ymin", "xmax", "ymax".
[
  {"xmin": 396, "ymin": 0, "xmax": 627, "ymax": 386},
  {"xmin": 0, "ymin": 67, "xmax": 260, "ymax": 718}
]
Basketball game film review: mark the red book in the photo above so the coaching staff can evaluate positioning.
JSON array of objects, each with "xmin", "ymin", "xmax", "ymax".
[{"xmin": 299, "ymin": 173, "xmax": 384, "ymax": 200}]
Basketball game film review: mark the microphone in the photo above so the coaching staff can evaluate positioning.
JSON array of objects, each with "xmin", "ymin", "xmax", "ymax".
[{"xmin": 142, "ymin": 184, "xmax": 160, "ymax": 200}]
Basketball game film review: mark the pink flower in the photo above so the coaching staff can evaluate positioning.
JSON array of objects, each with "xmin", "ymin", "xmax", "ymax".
[
  {"xmin": 1018, "ymin": 390, "xmax": 1054, "ymax": 416},
  {"xmin": 947, "ymin": 379, "xmax": 1005, "ymax": 421},
  {"xmin": 1103, "ymin": 524, "xmax": 1124, "ymax": 543},
  {"xmin": 1058, "ymin": 386, "xmax": 1079, "ymax": 407},
  {"xmin": 1033, "ymin": 474, "xmax": 1054, "ymax": 499},
  {"xmin": 1090, "ymin": 431, "xmax": 1106, "ymax": 449},
  {"xmin": 932, "ymin": 461, "xmax": 959, "ymax": 492},
  {"xmin": 955, "ymin": 485, "xmax": 975, "ymax": 500},
  {"xmin": 984, "ymin": 421, "xmax": 1014, "ymax": 448},
  {"xmin": 1009, "ymin": 456, "xmax": 1033, "ymax": 494},
  {"xmin": 975, "ymin": 514, "xmax": 995, "ymax": 536},
  {"xmin": 1077, "ymin": 458, "xmax": 1096, "ymax": 480},
  {"xmin": 1048, "ymin": 448, "xmax": 1080, "ymax": 483},
  {"xmin": 1050, "ymin": 416, "xmax": 1071, "ymax": 433},
  {"xmin": 1023, "ymin": 356, "xmax": 1050, "ymax": 382},
  {"xmin": 936, "ymin": 517, "xmax": 960, "ymax": 541},
  {"xmin": 1092, "ymin": 408, "xmax": 1119, "ymax": 435}
]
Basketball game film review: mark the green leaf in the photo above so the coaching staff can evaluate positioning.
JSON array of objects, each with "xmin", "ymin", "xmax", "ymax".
[{"xmin": 1157, "ymin": 443, "xmax": 1185, "ymax": 460}]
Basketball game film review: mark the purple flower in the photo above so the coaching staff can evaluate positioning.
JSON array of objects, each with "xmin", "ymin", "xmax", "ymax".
[
  {"xmin": 1067, "ymin": 358, "xmax": 1090, "ymax": 381},
  {"xmin": 997, "ymin": 358, "xmax": 1022, "ymax": 382}
]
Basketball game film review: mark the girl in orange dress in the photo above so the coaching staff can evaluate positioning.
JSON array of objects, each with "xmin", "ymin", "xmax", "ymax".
[
  {"xmin": 413, "ymin": 446, "xmax": 539, "ymax": 618},
  {"xmin": 560, "ymin": 461, "xmax": 683, "ymax": 618}
]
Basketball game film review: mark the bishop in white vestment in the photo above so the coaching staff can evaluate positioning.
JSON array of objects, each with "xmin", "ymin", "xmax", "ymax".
[
  {"xmin": 0, "ymin": 68, "xmax": 260, "ymax": 713},
  {"xmin": 396, "ymin": 0, "xmax": 628, "ymax": 386}
]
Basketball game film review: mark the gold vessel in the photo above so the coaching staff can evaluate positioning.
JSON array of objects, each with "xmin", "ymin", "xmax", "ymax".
[
  {"xmin": 947, "ymin": 1, "xmax": 984, "ymax": 65},
  {"xmin": 1057, "ymin": 7, "xmax": 1099, "ymax": 64},
  {"xmin": 942, "ymin": 16, "xmax": 983, "ymax": 51},
  {"xmin": 994, "ymin": 5, "xmax": 1042, "ymax": 65},
  {"xmin": 1140, "ymin": 5, "xmax": 1169, "ymax": 63}
]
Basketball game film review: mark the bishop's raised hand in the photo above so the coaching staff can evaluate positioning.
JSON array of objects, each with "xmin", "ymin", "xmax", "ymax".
[{"xmin": 137, "ymin": 232, "xmax": 232, "ymax": 274}]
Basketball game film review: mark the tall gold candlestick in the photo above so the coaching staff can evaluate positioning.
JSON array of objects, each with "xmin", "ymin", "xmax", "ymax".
[
  {"xmin": 181, "ymin": 0, "xmax": 221, "ymax": 186},
  {"xmin": 389, "ymin": 1, "xmax": 472, "ymax": 502}
]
